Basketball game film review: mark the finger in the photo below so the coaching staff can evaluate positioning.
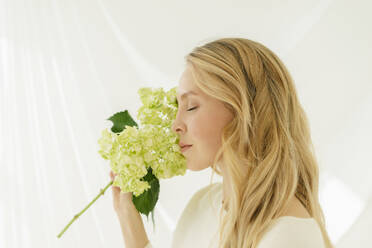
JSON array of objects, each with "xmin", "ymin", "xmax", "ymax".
[
  {"xmin": 111, "ymin": 184, "xmax": 120, "ymax": 193},
  {"xmin": 109, "ymin": 171, "xmax": 120, "ymax": 190},
  {"xmin": 110, "ymin": 170, "xmax": 117, "ymax": 181}
]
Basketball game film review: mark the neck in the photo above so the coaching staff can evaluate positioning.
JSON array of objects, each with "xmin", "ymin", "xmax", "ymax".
[{"xmin": 219, "ymin": 162, "xmax": 248, "ymax": 212}]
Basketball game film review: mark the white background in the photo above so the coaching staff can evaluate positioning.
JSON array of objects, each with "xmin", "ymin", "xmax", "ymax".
[{"xmin": 1, "ymin": 0, "xmax": 371, "ymax": 247}]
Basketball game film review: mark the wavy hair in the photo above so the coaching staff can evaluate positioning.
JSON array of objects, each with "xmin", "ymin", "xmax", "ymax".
[{"xmin": 184, "ymin": 37, "xmax": 334, "ymax": 248}]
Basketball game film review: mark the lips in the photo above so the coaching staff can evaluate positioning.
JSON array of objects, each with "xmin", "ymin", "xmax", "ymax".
[
  {"xmin": 180, "ymin": 144, "xmax": 192, "ymax": 148},
  {"xmin": 179, "ymin": 142, "xmax": 192, "ymax": 149},
  {"xmin": 181, "ymin": 145, "xmax": 192, "ymax": 153}
]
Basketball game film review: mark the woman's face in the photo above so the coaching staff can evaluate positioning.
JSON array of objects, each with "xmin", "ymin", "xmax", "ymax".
[{"xmin": 171, "ymin": 65, "xmax": 234, "ymax": 171}]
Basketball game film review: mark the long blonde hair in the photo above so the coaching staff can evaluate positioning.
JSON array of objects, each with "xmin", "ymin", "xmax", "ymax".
[{"xmin": 185, "ymin": 37, "xmax": 334, "ymax": 248}]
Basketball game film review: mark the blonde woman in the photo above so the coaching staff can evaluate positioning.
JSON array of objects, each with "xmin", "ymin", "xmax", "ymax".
[{"xmin": 110, "ymin": 37, "xmax": 334, "ymax": 248}]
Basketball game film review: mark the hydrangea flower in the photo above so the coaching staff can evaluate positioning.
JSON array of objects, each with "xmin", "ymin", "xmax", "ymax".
[{"xmin": 58, "ymin": 86, "xmax": 186, "ymax": 238}]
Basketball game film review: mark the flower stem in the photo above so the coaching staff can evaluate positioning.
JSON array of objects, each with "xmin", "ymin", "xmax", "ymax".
[{"xmin": 57, "ymin": 180, "xmax": 114, "ymax": 238}]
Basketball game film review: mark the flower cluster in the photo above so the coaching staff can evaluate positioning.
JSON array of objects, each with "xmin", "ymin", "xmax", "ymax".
[
  {"xmin": 98, "ymin": 87, "xmax": 186, "ymax": 197},
  {"xmin": 57, "ymin": 86, "xmax": 185, "ymax": 238}
]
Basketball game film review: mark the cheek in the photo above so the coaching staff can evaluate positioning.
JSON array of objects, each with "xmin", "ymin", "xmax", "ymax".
[{"xmin": 190, "ymin": 112, "xmax": 223, "ymax": 151}]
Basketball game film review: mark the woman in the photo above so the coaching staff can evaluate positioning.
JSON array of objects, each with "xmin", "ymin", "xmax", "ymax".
[{"xmin": 110, "ymin": 37, "xmax": 334, "ymax": 248}]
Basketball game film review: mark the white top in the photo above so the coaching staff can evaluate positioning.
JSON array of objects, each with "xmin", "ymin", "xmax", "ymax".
[{"xmin": 145, "ymin": 182, "xmax": 326, "ymax": 248}]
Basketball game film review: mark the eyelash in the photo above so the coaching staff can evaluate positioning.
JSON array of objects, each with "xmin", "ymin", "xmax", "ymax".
[{"xmin": 187, "ymin": 106, "xmax": 197, "ymax": 112}]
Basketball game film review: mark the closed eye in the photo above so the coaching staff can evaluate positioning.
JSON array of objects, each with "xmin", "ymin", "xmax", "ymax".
[{"xmin": 187, "ymin": 106, "xmax": 197, "ymax": 111}]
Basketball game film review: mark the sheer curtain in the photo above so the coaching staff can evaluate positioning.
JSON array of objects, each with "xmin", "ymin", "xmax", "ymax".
[{"xmin": 1, "ymin": 0, "xmax": 371, "ymax": 247}]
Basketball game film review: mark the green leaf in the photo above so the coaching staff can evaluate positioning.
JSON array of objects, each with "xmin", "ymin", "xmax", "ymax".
[
  {"xmin": 107, "ymin": 110, "xmax": 138, "ymax": 134},
  {"xmin": 132, "ymin": 167, "xmax": 159, "ymax": 218}
]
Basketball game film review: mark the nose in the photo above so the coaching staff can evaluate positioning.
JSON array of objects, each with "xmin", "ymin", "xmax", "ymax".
[
  {"xmin": 171, "ymin": 120, "xmax": 180, "ymax": 133},
  {"xmin": 171, "ymin": 114, "xmax": 185, "ymax": 134}
]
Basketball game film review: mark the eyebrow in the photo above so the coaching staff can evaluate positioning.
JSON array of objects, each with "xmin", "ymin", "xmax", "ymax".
[{"xmin": 175, "ymin": 91, "xmax": 198, "ymax": 104}]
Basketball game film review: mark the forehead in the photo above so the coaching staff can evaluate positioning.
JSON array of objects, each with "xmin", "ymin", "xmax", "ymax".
[
  {"xmin": 176, "ymin": 91, "xmax": 198, "ymax": 104},
  {"xmin": 176, "ymin": 66, "xmax": 199, "ymax": 100}
]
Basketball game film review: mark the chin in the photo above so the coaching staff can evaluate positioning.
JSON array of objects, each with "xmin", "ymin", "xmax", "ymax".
[{"xmin": 186, "ymin": 163, "xmax": 209, "ymax": 171}]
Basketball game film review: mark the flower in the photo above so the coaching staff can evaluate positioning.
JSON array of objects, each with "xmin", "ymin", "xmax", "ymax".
[{"xmin": 57, "ymin": 86, "xmax": 186, "ymax": 238}]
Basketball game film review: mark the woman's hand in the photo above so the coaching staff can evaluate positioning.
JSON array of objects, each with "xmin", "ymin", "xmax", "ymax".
[
  {"xmin": 109, "ymin": 170, "xmax": 135, "ymax": 215},
  {"xmin": 109, "ymin": 170, "xmax": 150, "ymax": 247}
]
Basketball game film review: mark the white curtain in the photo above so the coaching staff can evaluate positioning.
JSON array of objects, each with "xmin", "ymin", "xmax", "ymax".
[{"xmin": 1, "ymin": 0, "xmax": 371, "ymax": 247}]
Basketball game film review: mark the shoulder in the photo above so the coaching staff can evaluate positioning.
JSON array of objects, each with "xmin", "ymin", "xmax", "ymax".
[
  {"xmin": 257, "ymin": 217, "xmax": 326, "ymax": 248},
  {"xmin": 180, "ymin": 182, "xmax": 222, "ymax": 215},
  {"xmin": 171, "ymin": 183, "xmax": 222, "ymax": 234},
  {"xmin": 190, "ymin": 182, "xmax": 222, "ymax": 202}
]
